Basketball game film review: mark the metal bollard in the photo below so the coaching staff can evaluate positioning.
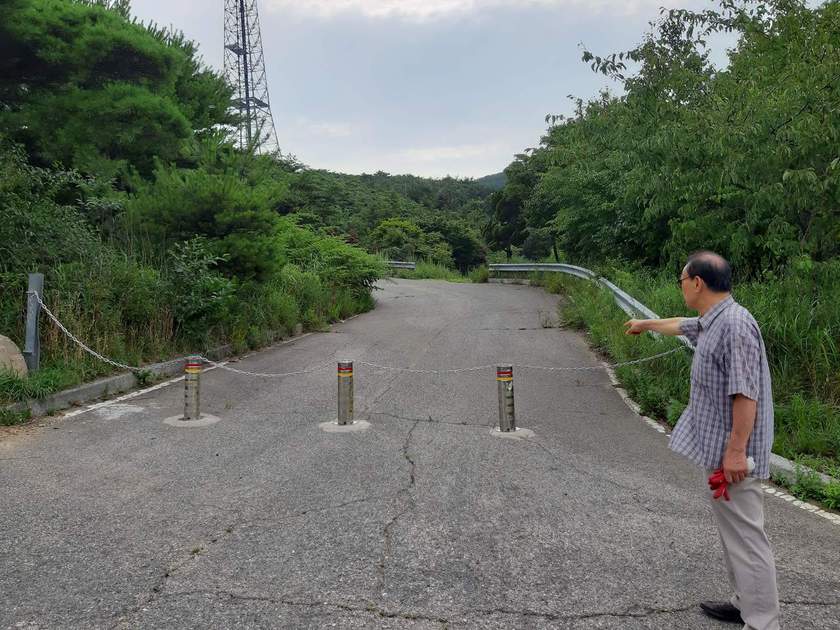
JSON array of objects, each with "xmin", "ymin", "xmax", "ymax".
[
  {"xmin": 183, "ymin": 357, "xmax": 202, "ymax": 420},
  {"xmin": 337, "ymin": 361, "xmax": 354, "ymax": 425},
  {"xmin": 496, "ymin": 365, "xmax": 516, "ymax": 432}
]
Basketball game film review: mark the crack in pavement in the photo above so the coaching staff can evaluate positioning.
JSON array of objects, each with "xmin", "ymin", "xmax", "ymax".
[
  {"xmin": 376, "ymin": 419, "xmax": 420, "ymax": 598},
  {"xmin": 236, "ymin": 494, "xmax": 389, "ymax": 528},
  {"xmin": 371, "ymin": 411, "xmax": 662, "ymax": 517},
  {"xmin": 473, "ymin": 601, "xmax": 699, "ymax": 621},
  {"xmin": 153, "ymin": 590, "xmax": 451, "ymax": 625},
  {"xmin": 368, "ymin": 410, "xmax": 494, "ymax": 429},
  {"xmin": 529, "ymin": 439, "xmax": 639, "ymax": 494},
  {"xmin": 112, "ymin": 493, "xmax": 391, "ymax": 628},
  {"xmin": 527, "ymin": 439, "xmax": 675, "ymax": 517},
  {"xmin": 134, "ymin": 588, "xmax": 711, "ymax": 625},
  {"xmin": 780, "ymin": 599, "xmax": 840, "ymax": 607}
]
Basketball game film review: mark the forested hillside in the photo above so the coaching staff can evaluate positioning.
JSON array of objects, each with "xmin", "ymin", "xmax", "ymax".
[
  {"xmin": 0, "ymin": 0, "xmax": 492, "ymax": 405},
  {"xmin": 475, "ymin": 172, "xmax": 506, "ymax": 192},
  {"xmin": 488, "ymin": 0, "xmax": 839, "ymax": 273}
]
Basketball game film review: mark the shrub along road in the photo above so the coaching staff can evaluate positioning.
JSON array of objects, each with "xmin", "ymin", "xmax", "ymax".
[{"xmin": 1, "ymin": 280, "xmax": 838, "ymax": 629}]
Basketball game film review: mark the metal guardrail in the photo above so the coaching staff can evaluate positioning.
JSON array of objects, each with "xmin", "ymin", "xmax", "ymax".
[
  {"xmin": 387, "ymin": 261, "xmax": 417, "ymax": 270},
  {"xmin": 488, "ymin": 263, "xmax": 693, "ymax": 349},
  {"xmin": 487, "ymin": 263, "xmax": 596, "ymax": 281}
]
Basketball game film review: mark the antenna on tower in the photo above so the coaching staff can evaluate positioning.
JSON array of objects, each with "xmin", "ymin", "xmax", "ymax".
[{"xmin": 223, "ymin": 0, "xmax": 279, "ymax": 154}]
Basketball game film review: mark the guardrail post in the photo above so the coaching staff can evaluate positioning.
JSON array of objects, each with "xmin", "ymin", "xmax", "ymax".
[
  {"xmin": 337, "ymin": 361, "xmax": 354, "ymax": 425},
  {"xmin": 23, "ymin": 273, "xmax": 44, "ymax": 373},
  {"xmin": 496, "ymin": 365, "xmax": 516, "ymax": 432},
  {"xmin": 183, "ymin": 357, "xmax": 201, "ymax": 420}
]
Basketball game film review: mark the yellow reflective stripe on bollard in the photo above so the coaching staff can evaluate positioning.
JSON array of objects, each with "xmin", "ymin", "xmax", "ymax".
[{"xmin": 496, "ymin": 368, "xmax": 513, "ymax": 382}]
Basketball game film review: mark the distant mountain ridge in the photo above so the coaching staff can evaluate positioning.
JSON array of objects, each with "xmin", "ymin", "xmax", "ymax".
[{"xmin": 475, "ymin": 172, "xmax": 506, "ymax": 191}]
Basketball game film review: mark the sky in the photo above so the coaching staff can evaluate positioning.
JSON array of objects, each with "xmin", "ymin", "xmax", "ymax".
[{"xmin": 130, "ymin": 0, "xmax": 719, "ymax": 178}]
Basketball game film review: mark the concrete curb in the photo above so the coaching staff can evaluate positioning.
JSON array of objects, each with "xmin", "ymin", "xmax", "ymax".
[
  {"xmin": 769, "ymin": 453, "xmax": 837, "ymax": 485},
  {"xmin": 3, "ymin": 344, "xmax": 233, "ymax": 419},
  {"xmin": 3, "ymin": 317, "xmax": 339, "ymax": 421}
]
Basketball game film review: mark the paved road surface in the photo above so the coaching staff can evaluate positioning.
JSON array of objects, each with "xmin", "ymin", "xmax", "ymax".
[{"xmin": 2, "ymin": 279, "xmax": 838, "ymax": 629}]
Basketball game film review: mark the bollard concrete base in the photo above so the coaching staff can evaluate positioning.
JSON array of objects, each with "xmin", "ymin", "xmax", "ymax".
[
  {"xmin": 490, "ymin": 427, "xmax": 535, "ymax": 440},
  {"xmin": 163, "ymin": 413, "xmax": 221, "ymax": 428},
  {"xmin": 319, "ymin": 419, "xmax": 371, "ymax": 433}
]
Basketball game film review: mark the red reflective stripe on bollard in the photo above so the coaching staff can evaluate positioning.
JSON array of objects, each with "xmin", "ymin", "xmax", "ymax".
[{"xmin": 496, "ymin": 368, "xmax": 513, "ymax": 381}]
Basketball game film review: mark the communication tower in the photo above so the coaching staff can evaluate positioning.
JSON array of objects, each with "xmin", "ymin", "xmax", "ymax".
[{"xmin": 223, "ymin": 0, "xmax": 279, "ymax": 153}]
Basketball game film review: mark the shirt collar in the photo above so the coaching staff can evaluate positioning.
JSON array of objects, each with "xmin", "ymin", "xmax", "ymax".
[{"xmin": 698, "ymin": 295, "xmax": 734, "ymax": 329}]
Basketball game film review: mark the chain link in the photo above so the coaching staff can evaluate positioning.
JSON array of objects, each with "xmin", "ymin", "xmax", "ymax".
[
  {"xmin": 356, "ymin": 361, "xmax": 495, "ymax": 375},
  {"xmin": 29, "ymin": 291, "xmax": 687, "ymax": 378},
  {"xmin": 357, "ymin": 347, "xmax": 685, "ymax": 375},
  {"xmin": 30, "ymin": 292, "xmax": 335, "ymax": 379},
  {"xmin": 194, "ymin": 356, "xmax": 334, "ymax": 378},
  {"xmin": 516, "ymin": 346, "xmax": 687, "ymax": 372},
  {"xmin": 28, "ymin": 291, "xmax": 144, "ymax": 372}
]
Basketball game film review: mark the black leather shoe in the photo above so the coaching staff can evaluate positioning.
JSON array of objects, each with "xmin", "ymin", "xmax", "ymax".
[{"xmin": 700, "ymin": 601, "xmax": 744, "ymax": 624}]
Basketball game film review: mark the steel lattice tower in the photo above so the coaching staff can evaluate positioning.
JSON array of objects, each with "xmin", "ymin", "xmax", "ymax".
[{"xmin": 223, "ymin": 0, "xmax": 279, "ymax": 154}]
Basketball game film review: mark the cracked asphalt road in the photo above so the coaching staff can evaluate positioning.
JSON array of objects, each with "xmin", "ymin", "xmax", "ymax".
[{"xmin": 1, "ymin": 279, "xmax": 838, "ymax": 629}]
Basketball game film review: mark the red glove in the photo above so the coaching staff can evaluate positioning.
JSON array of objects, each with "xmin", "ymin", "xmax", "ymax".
[{"xmin": 708, "ymin": 468, "xmax": 730, "ymax": 501}]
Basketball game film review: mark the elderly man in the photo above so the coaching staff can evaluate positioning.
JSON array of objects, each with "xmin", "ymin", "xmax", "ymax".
[{"xmin": 623, "ymin": 251, "xmax": 780, "ymax": 630}]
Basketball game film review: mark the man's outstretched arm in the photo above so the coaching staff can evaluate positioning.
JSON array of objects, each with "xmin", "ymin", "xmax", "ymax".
[{"xmin": 624, "ymin": 317, "xmax": 687, "ymax": 337}]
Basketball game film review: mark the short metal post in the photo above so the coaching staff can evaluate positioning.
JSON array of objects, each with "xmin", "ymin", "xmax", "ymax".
[
  {"xmin": 23, "ymin": 273, "xmax": 44, "ymax": 373},
  {"xmin": 183, "ymin": 357, "xmax": 201, "ymax": 420},
  {"xmin": 496, "ymin": 365, "xmax": 516, "ymax": 432},
  {"xmin": 337, "ymin": 361, "xmax": 354, "ymax": 425}
]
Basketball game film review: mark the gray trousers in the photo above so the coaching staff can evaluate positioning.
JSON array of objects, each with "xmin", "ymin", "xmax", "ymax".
[{"xmin": 709, "ymin": 475, "xmax": 780, "ymax": 630}]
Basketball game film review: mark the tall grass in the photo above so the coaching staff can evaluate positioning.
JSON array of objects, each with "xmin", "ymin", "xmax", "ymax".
[
  {"xmin": 387, "ymin": 260, "xmax": 492, "ymax": 284},
  {"xmin": 532, "ymin": 262, "xmax": 840, "ymax": 479},
  {"xmin": 389, "ymin": 261, "xmax": 468, "ymax": 282},
  {"xmin": 1, "ymin": 247, "xmax": 380, "ymax": 406}
]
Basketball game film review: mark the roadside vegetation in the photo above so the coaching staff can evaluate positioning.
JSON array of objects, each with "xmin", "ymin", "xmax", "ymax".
[{"xmin": 0, "ymin": 0, "xmax": 495, "ymax": 410}]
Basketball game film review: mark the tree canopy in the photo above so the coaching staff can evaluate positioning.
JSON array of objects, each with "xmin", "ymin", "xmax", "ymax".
[{"xmin": 489, "ymin": 0, "xmax": 840, "ymax": 276}]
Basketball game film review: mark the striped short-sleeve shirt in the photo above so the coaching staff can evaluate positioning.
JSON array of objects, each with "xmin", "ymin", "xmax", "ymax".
[{"xmin": 669, "ymin": 296, "xmax": 774, "ymax": 478}]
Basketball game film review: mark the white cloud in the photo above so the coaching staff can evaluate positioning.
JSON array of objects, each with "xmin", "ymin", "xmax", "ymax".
[
  {"xmin": 397, "ymin": 142, "xmax": 505, "ymax": 162},
  {"xmin": 308, "ymin": 121, "xmax": 357, "ymax": 138},
  {"xmin": 264, "ymin": 0, "xmax": 682, "ymax": 21},
  {"xmin": 287, "ymin": 117, "xmax": 359, "ymax": 138}
]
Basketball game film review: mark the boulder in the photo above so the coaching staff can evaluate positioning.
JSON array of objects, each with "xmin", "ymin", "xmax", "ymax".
[{"xmin": 0, "ymin": 335, "xmax": 28, "ymax": 378}]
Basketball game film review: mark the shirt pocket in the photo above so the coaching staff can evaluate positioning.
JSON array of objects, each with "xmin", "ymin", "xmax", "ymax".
[{"xmin": 691, "ymin": 346, "xmax": 725, "ymax": 389}]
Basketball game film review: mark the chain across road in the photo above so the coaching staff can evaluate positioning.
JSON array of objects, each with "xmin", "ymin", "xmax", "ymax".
[
  {"xmin": 30, "ymin": 292, "xmax": 144, "ymax": 373},
  {"xmin": 29, "ymin": 291, "xmax": 688, "ymax": 378},
  {"xmin": 357, "ymin": 346, "xmax": 686, "ymax": 374},
  {"xmin": 194, "ymin": 356, "xmax": 335, "ymax": 378}
]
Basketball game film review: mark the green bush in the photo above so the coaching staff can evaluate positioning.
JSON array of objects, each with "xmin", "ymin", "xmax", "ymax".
[
  {"xmin": 469, "ymin": 266, "xmax": 489, "ymax": 283},
  {"xmin": 0, "ymin": 147, "xmax": 384, "ymax": 403},
  {"xmin": 392, "ymin": 262, "xmax": 465, "ymax": 282},
  {"xmin": 165, "ymin": 238, "xmax": 236, "ymax": 342},
  {"xmin": 124, "ymin": 166, "xmax": 285, "ymax": 280},
  {"xmin": 823, "ymin": 481, "xmax": 840, "ymax": 511}
]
